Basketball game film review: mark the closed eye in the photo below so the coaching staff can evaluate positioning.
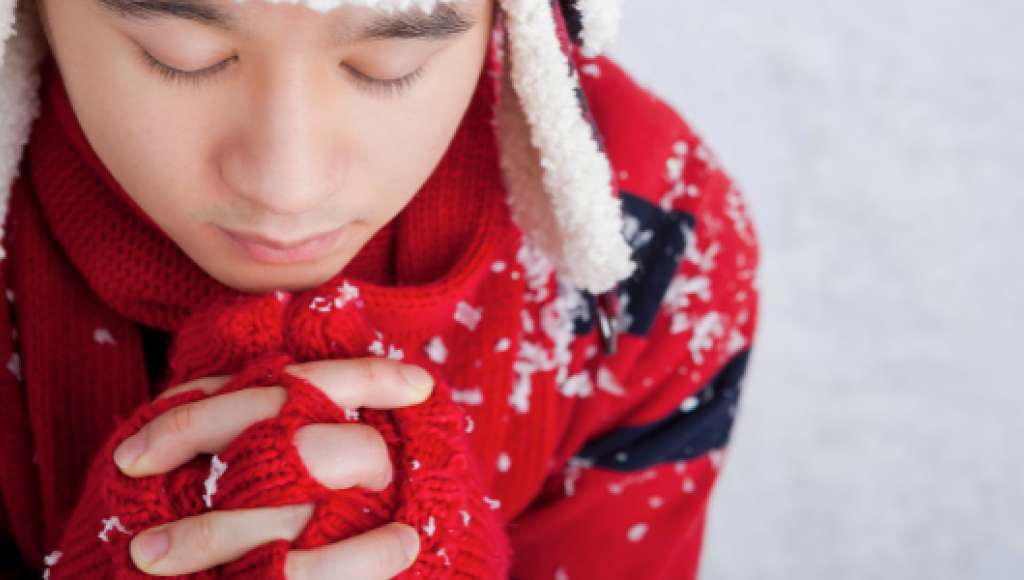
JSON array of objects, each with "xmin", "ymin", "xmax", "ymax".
[
  {"xmin": 341, "ymin": 63, "xmax": 427, "ymax": 98},
  {"xmin": 137, "ymin": 46, "xmax": 235, "ymax": 87},
  {"xmin": 137, "ymin": 47, "xmax": 427, "ymax": 98}
]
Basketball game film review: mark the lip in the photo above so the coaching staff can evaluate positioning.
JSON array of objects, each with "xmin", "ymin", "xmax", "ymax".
[{"xmin": 220, "ymin": 224, "xmax": 349, "ymax": 265}]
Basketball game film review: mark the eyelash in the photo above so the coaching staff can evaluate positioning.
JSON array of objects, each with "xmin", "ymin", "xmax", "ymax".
[
  {"xmin": 139, "ymin": 49, "xmax": 234, "ymax": 88},
  {"xmin": 138, "ymin": 49, "xmax": 426, "ymax": 98},
  {"xmin": 342, "ymin": 64, "xmax": 427, "ymax": 98}
]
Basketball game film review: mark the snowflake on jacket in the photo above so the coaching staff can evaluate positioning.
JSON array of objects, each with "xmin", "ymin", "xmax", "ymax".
[{"xmin": 503, "ymin": 51, "xmax": 761, "ymax": 580}]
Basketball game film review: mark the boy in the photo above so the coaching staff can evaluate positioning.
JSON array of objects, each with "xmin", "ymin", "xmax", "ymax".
[{"xmin": 0, "ymin": 0, "xmax": 761, "ymax": 578}]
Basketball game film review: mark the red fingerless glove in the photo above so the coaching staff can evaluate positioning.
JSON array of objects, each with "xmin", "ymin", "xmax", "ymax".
[{"xmin": 47, "ymin": 292, "xmax": 509, "ymax": 579}]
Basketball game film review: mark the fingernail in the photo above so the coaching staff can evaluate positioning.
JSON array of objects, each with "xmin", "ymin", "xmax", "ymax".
[
  {"xmin": 399, "ymin": 365, "xmax": 433, "ymax": 394},
  {"xmin": 397, "ymin": 525, "xmax": 420, "ymax": 563},
  {"xmin": 114, "ymin": 432, "xmax": 146, "ymax": 471},
  {"xmin": 132, "ymin": 527, "xmax": 169, "ymax": 568},
  {"xmin": 376, "ymin": 466, "xmax": 394, "ymax": 491}
]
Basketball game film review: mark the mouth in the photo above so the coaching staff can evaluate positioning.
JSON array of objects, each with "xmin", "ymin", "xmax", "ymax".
[{"xmin": 218, "ymin": 224, "xmax": 350, "ymax": 265}]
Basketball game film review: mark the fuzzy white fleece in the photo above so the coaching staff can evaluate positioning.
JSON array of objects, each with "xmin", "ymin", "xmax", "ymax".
[
  {"xmin": 575, "ymin": 0, "xmax": 622, "ymax": 57},
  {"xmin": 0, "ymin": 0, "xmax": 45, "ymax": 261},
  {"xmin": 0, "ymin": 0, "xmax": 632, "ymax": 293},
  {"xmin": 496, "ymin": 0, "xmax": 634, "ymax": 292}
]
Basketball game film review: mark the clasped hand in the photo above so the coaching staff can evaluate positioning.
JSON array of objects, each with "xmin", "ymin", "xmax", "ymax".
[{"xmin": 111, "ymin": 358, "xmax": 435, "ymax": 578}]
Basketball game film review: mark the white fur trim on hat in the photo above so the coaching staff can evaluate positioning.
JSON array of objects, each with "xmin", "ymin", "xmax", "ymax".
[
  {"xmin": 0, "ymin": 0, "xmax": 45, "ymax": 261},
  {"xmin": 574, "ymin": 0, "xmax": 623, "ymax": 57},
  {"xmin": 496, "ymin": 0, "xmax": 634, "ymax": 293}
]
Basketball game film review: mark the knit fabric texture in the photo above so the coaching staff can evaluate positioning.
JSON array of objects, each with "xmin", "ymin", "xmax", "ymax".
[
  {"xmin": 14, "ymin": 45, "xmax": 513, "ymax": 578},
  {"xmin": 0, "ymin": 16, "xmax": 764, "ymax": 578}
]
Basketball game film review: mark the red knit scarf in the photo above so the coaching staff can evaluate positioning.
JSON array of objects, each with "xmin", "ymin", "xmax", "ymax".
[{"xmin": 6, "ymin": 44, "xmax": 517, "ymax": 577}]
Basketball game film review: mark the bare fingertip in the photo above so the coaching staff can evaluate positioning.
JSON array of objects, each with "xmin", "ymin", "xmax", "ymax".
[
  {"xmin": 131, "ymin": 526, "xmax": 169, "ymax": 570},
  {"xmin": 399, "ymin": 365, "xmax": 433, "ymax": 396},
  {"xmin": 113, "ymin": 431, "xmax": 146, "ymax": 473},
  {"xmin": 395, "ymin": 524, "xmax": 420, "ymax": 563}
]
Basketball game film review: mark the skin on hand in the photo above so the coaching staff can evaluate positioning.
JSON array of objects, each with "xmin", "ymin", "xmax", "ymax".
[{"xmin": 114, "ymin": 357, "xmax": 435, "ymax": 576}]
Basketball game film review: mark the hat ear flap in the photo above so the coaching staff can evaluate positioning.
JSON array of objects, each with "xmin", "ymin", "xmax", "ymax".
[{"xmin": 494, "ymin": 0, "xmax": 635, "ymax": 294}]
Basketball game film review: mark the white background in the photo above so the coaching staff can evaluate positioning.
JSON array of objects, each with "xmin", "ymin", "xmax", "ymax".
[{"xmin": 611, "ymin": 1, "xmax": 1023, "ymax": 578}]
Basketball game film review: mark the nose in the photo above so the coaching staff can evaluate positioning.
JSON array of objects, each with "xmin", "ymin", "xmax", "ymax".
[{"xmin": 219, "ymin": 62, "xmax": 341, "ymax": 217}]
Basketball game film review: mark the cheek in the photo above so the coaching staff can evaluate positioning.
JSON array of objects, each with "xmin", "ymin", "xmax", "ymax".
[
  {"xmin": 356, "ymin": 68, "xmax": 487, "ymax": 219},
  {"xmin": 361, "ymin": 115, "xmax": 461, "ymax": 209},
  {"xmin": 351, "ymin": 13, "xmax": 491, "ymax": 211},
  {"xmin": 72, "ymin": 91, "xmax": 213, "ymax": 234},
  {"xmin": 46, "ymin": 7, "xmax": 221, "ymax": 235}
]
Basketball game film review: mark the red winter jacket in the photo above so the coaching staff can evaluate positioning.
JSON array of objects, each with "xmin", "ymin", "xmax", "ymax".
[{"xmin": 0, "ymin": 53, "xmax": 761, "ymax": 579}]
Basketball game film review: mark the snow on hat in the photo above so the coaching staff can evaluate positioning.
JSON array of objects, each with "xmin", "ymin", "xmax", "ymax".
[{"xmin": 0, "ymin": 0, "xmax": 634, "ymax": 293}]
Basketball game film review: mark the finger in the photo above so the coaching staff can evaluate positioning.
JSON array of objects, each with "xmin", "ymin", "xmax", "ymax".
[
  {"xmin": 114, "ymin": 386, "xmax": 287, "ymax": 477},
  {"xmin": 156, "ymin": 374, "xmax": 232, "ymax": 400},
  {"xmin": 130, "ymin": 503, "xmax": 313, "ymax": 576},
  {"xmin": 294, "ymin": 423, "xmax": 393, "ymax": 492},
  {"xmin": 284, "ymin": 522, "xmax": 420, "ymax": 580},
  {"xmin": 284, "ymin": 358, "xmax": 433, "ymax": 411}
]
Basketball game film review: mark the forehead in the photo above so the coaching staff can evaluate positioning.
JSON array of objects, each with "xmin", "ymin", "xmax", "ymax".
[{"xmin": 93, "ymin": 0, "xmax": 476, "ymax": 44}]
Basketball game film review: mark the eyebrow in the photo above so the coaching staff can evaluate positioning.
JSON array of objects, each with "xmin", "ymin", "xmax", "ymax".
[{"xmin": 95, "ymin": 0, "xmax": 476, "ymax": 43}]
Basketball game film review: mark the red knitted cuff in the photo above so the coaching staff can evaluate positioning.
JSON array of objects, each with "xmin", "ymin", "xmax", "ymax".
[{"xmin": 48, "ymin": 356, "xmax": 388, "ymax": 579}]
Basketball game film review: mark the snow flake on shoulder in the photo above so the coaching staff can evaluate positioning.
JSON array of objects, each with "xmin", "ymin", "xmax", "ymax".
[
  {"xmin": 626, "ymin": 522, "xmax": 649, "ymax": 542},
  {"xmin": 559, "ymin": 370, "xmax": 593, "ymax": 398},
  {"xmin": 496, "ymin": 451, "xmax": 511, "ymax": 473},
  {"xmin": 565, "ymin": 191, "xmax": 696, "ymax": 341},
  {"xmin": 454, "ymin": 301, "xmax": 483, "ymax": 331},
  {"xmin": 660, "ymin": 140, "xmax": 704, "ymax": 212},
  {"xmin": 517, "ymin": 242, "xmax": 555, "ymax": 304},
  {"xmin": 509, "ymin": 271, "xmax": 579, "ymax": 412},
  {"xmin": 424, "ymin": 335, "xmax": 448, "ymax": 364}
]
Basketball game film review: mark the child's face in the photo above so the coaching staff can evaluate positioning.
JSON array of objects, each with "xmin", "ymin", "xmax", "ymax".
[{"xmin": 38, "ymin": 0, "xmax": 493, "ymax": 293}]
